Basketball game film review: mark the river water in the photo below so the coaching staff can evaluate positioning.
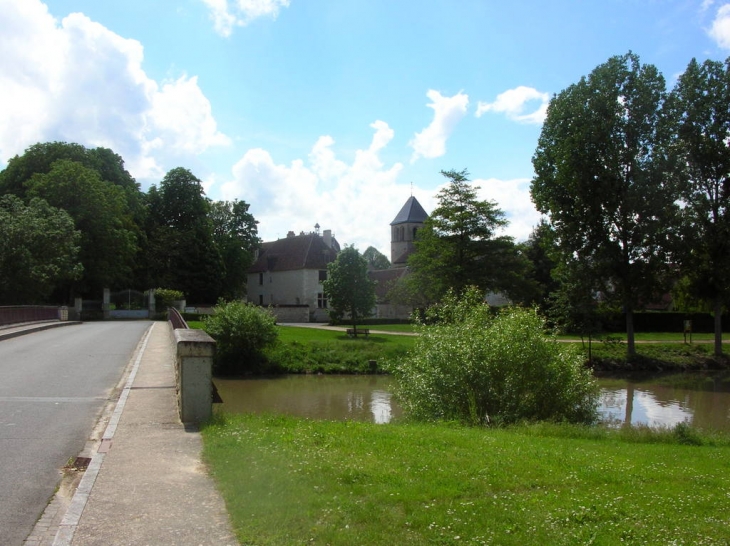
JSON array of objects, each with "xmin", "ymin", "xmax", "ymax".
[{"xmin": 214, "ymin": 372, "xmax": 730, "ymax": 431}]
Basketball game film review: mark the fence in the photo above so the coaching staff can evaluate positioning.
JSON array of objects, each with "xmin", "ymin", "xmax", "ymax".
[{"xmin": 0, "ymin": 306, "xmax": 64, "ymax": 326}]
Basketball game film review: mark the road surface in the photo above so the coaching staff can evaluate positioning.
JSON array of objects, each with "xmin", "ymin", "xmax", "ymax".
[{"xmin": 0, "ymin": 321, "xmax": 151, "ymax": 546}]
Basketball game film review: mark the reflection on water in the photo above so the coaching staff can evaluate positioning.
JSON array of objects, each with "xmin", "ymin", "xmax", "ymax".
[
  {"xmin": 215, "ymin": 372, "xmax": 730, "ymax": 430},
  {"xmin": 215, "ymin": 375, "xmax": 402, "ymax": 424},
  {"xmin": 596, "ymin": 372, "xmax": 730, "ymax": 431}
]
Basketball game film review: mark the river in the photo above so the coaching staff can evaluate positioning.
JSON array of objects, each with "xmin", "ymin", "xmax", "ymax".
[{"xmin": 214, "ymin": 372, "xmax": 730, "ymax": 431}]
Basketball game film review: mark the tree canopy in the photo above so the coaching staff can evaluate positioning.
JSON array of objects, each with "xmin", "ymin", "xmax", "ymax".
[
  {"xmin": 0, "ymin": 142, "xmax": 261, "ymax": 304},
  {"xmin": 209, "ymin": 199, "xmax": 260, "ymax": 300},
  {"xmin": 362, "ymin": 246, "xmax": 391, "ymax": 270},
  {"xmin": 147, "ymin": 167, "xmax": 224, "ymax": 304},
  {"xmin": 26, "ymin": 159, "xmax": 138, "ymax": 298},
  {"xmin": 408, "ymin": 169, "xmax": 531, "ymax": 302},
  {"xmin": 0, "ymin": 195, "xmax": 82, "ymax": 304},
  {"xmin": 531, "ymin": 52, "xmax": 677, "ymax": 356},
  {"xmin": 667, "ymin": 57, "xmax": 730, "ymax": 355},
  {"xmin": 323, "ymin": 246, "xmax": 376, "ymax": 331}
]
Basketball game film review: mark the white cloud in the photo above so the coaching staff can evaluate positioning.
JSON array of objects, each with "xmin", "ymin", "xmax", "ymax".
[
  {"xmin": 475, "ymin": 177, "xmax": 541, "ymax": 242},
  {"xmin": 409, "ymin": 90, "xmax": 469, "ymax": 162},
  {"xmin": 221, "ymin": 122, "xmax": 408, "ymax": 256},
  {"xmin": 709, "ymin": 3, "xmax": 730, "ymax": 49},
  {"xmin": 476, "ymin": 86, "xmax": 549, "ymax": 125},
  {"xmin": 201, "ymin": 0, "xmax": 290, "ymax": 37},
  {"xmin": 0, "ymin": 0, "xmax": 230, "ymax": 181}
]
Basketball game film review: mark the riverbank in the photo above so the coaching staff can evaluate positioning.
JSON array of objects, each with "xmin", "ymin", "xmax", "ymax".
[
  {"xmin": 189, "ymin": 321, "xmax": 730, "ymax": 373},
  {"xmin": 202, "ymin": 414, "xmax": 730, "ymax": 545},
  {"xmin": 585, "ymin": 338, "xmax": 730, "ymax": 371}
]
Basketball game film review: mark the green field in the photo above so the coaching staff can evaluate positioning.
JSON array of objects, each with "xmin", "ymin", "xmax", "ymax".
[{"xmin": 202, "ymin": 414, "xmax": 730, "ymax": 545}]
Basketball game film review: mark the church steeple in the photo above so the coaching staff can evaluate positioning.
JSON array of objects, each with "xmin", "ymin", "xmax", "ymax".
[{"xmin": 390, "ymin": 196, "xmax": 428, "ymax": 268}]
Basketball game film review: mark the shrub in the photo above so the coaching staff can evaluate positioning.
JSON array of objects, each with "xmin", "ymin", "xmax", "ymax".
[
  {"xmin": 389, "ymin": 288, "xmax": 599, "ymax": 426},
  {"xmin": 204, "ymin": 301, "xmax": 278, "ymax": 375},
  {"xmin": 154, "ymin": 288, "xmax": 184, "ymax": 310}
]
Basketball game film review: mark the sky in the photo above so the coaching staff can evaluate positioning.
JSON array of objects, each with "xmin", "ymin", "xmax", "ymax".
[{"xmin": 1, "ymin": 0, "xmax": 730, "ymax": 258}]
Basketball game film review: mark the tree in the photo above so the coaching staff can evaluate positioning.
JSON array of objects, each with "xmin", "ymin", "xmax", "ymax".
[
  {"xmin": 0, "ymin": 195, "xmax": 82, "ymax": 304},
  {"xmin": 147, "ymin": 167, "xmax": 224, "ymax": 304},
  {"xmin": 408, "ymin": 169, "xmax": 528, "ymax": 301},
  {"xmin": 0, "ymin": 141, "xmax": 149, "ymax": 290},
  {"xmin": 517, "ymin": 220, "xmax": 560, "ymax": 310},
  {"xmin": 362, "ymin": 246, "xmax": 391, "ymax": 270},
  {"xmin": 322, "ymin": 246, "xmax": 376, "ymax": 333},
  {"xmin": 667, "ymin": 57, "xmax": 730, "ymax": 356},
  {"xmin": 531, "ymin": 52, "xmax": 677, "ymax": 356},
  {"xmin": 25, "ymin": 159, "xmax": 138, "ymax": 298},
  {"xmin": 209, "ymin": 199, "xmax": 260, "ymax": 300}
]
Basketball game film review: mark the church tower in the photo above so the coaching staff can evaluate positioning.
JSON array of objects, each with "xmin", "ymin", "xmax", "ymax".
[{"xmin": 390, "ymin": 196, "xmax": 428, "ymax": 268}]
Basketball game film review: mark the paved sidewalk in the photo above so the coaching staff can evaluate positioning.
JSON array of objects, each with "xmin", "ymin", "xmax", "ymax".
[{"xmin": 41, "ymin": 321, "xmax": 236, "ymax": 545}]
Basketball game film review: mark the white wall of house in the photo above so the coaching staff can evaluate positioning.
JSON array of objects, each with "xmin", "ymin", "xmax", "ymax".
[{"xmin": 247, "ymin": 268, "xmax": 330, "ymax": 322}]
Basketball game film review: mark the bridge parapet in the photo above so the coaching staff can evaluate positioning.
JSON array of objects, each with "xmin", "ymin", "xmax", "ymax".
[
  {"xmin": 0, "ymin": 305, "xmax": 66, "ymax": 326},
  {"xmin": 169, "ymin": 311, "xmax": 215, "ymax": 424},
  {"xmin": 171, "ymin": 328, "xmax": 215, "ymax": 424}
]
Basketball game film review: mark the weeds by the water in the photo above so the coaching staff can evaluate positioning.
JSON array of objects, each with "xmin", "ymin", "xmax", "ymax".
[{"xmin": 202, "ymin": 414, "xmax": 730, "ymax": 545}]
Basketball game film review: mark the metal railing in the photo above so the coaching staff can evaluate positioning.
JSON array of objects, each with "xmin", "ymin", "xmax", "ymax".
[
  {"xmin": 0, "ymin": 306, "xmax": 62, "ymax": 326},
  {"xmin": 167, "ymin": 307, "xmax": 188, "ymax": 330}
]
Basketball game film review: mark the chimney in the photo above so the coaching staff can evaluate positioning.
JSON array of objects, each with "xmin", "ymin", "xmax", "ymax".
[
  {"xmin": 287, "ymin": 230, "xmax": 295, "ymax": 238},
  {"xmin": 323, "ymin": 229, "xmax": 332, "ymax": 248}
]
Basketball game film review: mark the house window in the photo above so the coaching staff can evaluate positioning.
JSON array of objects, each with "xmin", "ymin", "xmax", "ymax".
[
  {"xmin": 259, "ymin": 273, "xmax": 264, "ymax": 285},
  {"xmin": 318, "ymin": 293, "xmax": 327, "ymax": 309},
  {"xmin": 259, "ymin": 294, "xmax": 263, "ymax": 305},
  {"xmin": 319, "ymin": 270, "xmax": 327, "ymax": 282}
]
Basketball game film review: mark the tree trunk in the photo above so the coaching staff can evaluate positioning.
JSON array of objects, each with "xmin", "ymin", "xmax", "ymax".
[
  {"xmin": 625, "ymin": 308, "xmax": 635, "ymax": 357},
  {"xmin": 714, "ymin": 296, "xmax": 723, "ymax": 357}
]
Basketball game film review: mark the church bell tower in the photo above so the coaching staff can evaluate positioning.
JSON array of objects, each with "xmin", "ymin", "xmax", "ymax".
[{"xmin": 390, "ymin": 196, "xmax": 428, "ymax": 268}]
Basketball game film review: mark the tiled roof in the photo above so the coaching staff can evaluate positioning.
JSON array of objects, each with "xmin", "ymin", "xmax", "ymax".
[
  {"xmin": 249, "ymin": 233, "xmax": 339, "ymax": 273},
  {"xmin": 390, "ymin": 196, "xmax": 429, "ymax": 225}
]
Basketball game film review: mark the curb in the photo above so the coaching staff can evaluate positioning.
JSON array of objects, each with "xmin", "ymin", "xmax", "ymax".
[{"xmin": 0, "ymin": 321, "xmax": 82, "ymax": 342}]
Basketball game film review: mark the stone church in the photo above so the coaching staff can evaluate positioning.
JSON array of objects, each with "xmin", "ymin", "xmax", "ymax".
[{"xmin": 246, "ymin": 196, "xmax": 429, "ymax": 322}]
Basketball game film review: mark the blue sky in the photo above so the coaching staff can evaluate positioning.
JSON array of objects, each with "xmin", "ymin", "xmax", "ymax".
[{"xmin": 1, "ymin": 0, "xmax": 729, "ymax": 257}]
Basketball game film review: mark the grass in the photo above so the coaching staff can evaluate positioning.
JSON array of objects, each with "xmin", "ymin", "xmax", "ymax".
[
  {"xmin": 187, "ymin": 320, "xmax": 728, "ymax": 373},
  {"xmin": 202, "ymin": 414, "xmax": 730, "ymax": 545},
  {"xmin": 264, "ymin": 326, "xmax": 413, "ymax": 374},
  {"xmin": 558, "ymin": 331, "xmax": 720, "ymax": 342}
]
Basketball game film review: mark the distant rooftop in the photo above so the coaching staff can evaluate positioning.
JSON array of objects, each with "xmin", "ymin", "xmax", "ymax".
[{"xmin": 390, "ymin": 196, "xmax": 428, "ymax": 225}]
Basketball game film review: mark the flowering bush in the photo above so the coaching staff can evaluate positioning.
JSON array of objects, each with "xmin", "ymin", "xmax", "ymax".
[{"xmin": 390, "ymin": 288, "xmax": 599, "ymax": 425}]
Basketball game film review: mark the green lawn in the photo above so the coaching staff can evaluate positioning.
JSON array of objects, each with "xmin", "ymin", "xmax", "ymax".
[
  {"xmin": 202, "ymin": 414, "xmax": 730, "ymax": 545},
  {"xmin": 188, "ymin": 320, "xmax": 728, "ymax": 372}
]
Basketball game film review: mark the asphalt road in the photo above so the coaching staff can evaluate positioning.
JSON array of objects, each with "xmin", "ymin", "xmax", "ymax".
[{"xmin": 0, "ymin": 321, "xmax": 151, "ymax": 546}]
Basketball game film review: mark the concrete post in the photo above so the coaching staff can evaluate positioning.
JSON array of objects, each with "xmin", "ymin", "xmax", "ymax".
[
  {"xmin": 149, "ymin": 289, "xmax": 156, "ymax": 315},
  {"xmin": 103, "ymin": 288, "xmax": 110, "ymax": 320},
  {"xmin": 173, "ymin": 329, "xmax": 215, "ymax": 424},
  {"xmin": 70, "ymin": 298, "xmax": 82, "ymax": 321}
]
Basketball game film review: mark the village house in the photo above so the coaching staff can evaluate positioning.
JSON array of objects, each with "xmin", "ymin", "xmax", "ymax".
[
  {"xmin": 246, "ymin": 225, "xmax": 340, "ymax": 322},
  {"xmin": 247, "ymin": 196, "xmax": 429, "ymax": 323}
]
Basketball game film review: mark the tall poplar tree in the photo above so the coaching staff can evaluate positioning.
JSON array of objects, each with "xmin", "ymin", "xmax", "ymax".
[
  {"xmin": 668, "ymin": 57, "xmax": 730, "ymax": 356},
  {"xmin": 531, "ymin": 53, "xmax": 677, "ymax": 356}
]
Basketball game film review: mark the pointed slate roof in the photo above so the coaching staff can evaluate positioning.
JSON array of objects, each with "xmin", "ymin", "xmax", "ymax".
[{"xmin": 390, "ymin": 196, "xmax": 428, "ymax": 226}]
